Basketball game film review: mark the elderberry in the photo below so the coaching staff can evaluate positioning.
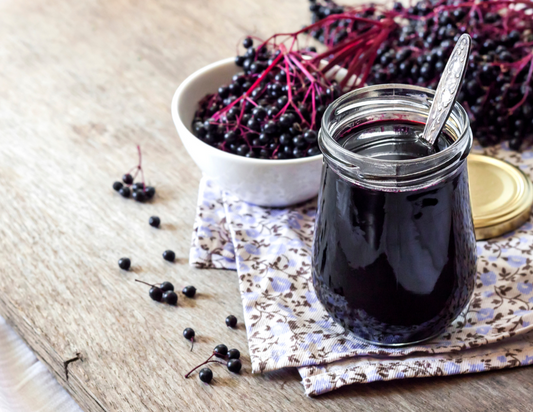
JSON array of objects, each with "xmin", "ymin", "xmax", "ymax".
[
  {"xmin": 149, "ymin": 286, "xmax": 163, "ymax": 302},
  {"xmin": 162, "ymin": 290, "xmax": 178, "ymax": 305},
  {"xmin": 113, "ymin": 181, "xmax": 123, "ymax": 191},
  {"xmin": 119, "ymin": 187, "xmax": 131, "ymax": 198},
  {"xmin": 183, "ymin": 327, "xmax": 195, "ymax": 351},
  {"xmin": 160, "ymin": 281, "xmax": 174, "ymax": 292},
  {"xmin": 132, "ymin": 182, "xmax": 144, "ymax": 191},
  {"xmin": 182, "ymin": 285, "xmax": 197, "ymax": 298},
  {"xmin": 227, "ymin": 359, "xmax": 242, "ymax": 373},
  {"xmin": 199, "ymin": 368, "xmax": 213, "ymax": 383},
  {"xmin": 243, "ymin": 37, "xmax": 253, "ymax": 49},
  {"xmin": 228, "ymin": 349, "xmax": 241, "ymax": 360},
  {"xmin": 118, "ymin": 258, "xmax": 131, "ymax": 271},
  {"xmin": 213, "ymin": 344, "xmax": 228, "ymax": 358},
  {"xmin": 149, "ymin": 216, "xmax": 160, "ymax": 228},
  {"xmin": 145, "ymin": 186, "xmax": 156, "ymax": 199},
  {"xmin": 132, "ymin": 190, "xmax": 145, "ymax": 202},
  {"xmin": 225, "ymin": 315, "xmax": 238, "ymax": 328},
  {"xmin": 162, "ymin": 250, "xmax": 176, "ymax": 262},
  {"xmin": 183, "ymin": 328, "xmax": 195, "ymax": 340},
  {"xmin": 122, "ymin": 174, "xmax": 133, "ymax": 184},
  {"xmin": 304, "ymin": 130, "xmax": 317, "ymax": 143}
]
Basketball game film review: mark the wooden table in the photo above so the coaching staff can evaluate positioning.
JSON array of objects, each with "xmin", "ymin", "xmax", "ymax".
[{"xmin": 0, "ymin": 0, "xmax": 531, "ymax": 410}]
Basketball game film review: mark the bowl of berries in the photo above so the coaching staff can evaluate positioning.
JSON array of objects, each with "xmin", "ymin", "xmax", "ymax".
[{"xmin": 171, "ymin": 36, "xmax": 349, "ymax": 207}]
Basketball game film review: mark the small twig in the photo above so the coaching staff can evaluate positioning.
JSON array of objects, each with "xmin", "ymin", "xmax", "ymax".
[
  {"xmin": 185, "ymin": 354, "xmax": 215, "ymax": 378},
  {"xmin": 135, "ymin": 279, "xmax": 157, "ymax": 288},
  {"xmin": 64, "ymin": 353, "xmax": 81, "ymax": 381}
]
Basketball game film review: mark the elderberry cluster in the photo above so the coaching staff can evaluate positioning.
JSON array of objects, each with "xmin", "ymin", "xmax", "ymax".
[
  {"xmin": 186, "ymin": 344, "xmax": 243, "ymax": 384},
  {"xmin": 113, "ymin": 175, "xmax": 155, "ymax": 201},
  {"xmin": 192, "ymin": 37, "xmax": 340, "ymax": 159},
  {"xmin": 308, "ymin": 0, "xmax": 533, "ymax": 150},
  {"xmin": 309, "ymin": 0, "xmax": 346, "ymax": 43},
  {"xmin": 135, "ymin": 280, "xmax": 197, "ymax": 306},
  {"xmin": 112, "ymin": 146, "xmax": 156, "ymax": 202}
]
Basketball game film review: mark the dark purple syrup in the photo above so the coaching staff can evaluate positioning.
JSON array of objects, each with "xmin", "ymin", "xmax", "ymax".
[{"xmin": 312, "ymin": 120, "xmax": 477, "ymax": 345}]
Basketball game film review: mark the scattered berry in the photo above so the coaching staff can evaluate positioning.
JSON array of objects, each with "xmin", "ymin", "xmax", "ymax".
[
  {"xmin": 160, "ymin": 281, "xmax": 174, "ymax": 292},
  {"xmin": 118, "ymin": 258, "xmax": 131, "ymax": 271},
  {"xmin": 162, "ymin": 250, "xmax": 176, "ymax": 262},
  {"xmin": 228, "ymin": 349, "xmax": 240, "ymax": 360},
  {"xmin": 113, "ymin": 181, "xmax": 123, "ymax": 191},
  {"xmin": 149, "ymin": 286, "xmax": 163, "ymax": 302},
  {"xmin": 225, "ymin": 315, "xmax": 238, "ymax": 328},
  {"xmin": 149, "ymin": 216, "xmax": 160, "ymax": 228},
  {"xmin": 183, "ymin": 328, "xmax": 195, "ymax": 340},
  {"xmin": 122, "ymin": 174, "xmax": 133, "ymax": 184},
  {"xmin": 119, "ymin": 187, "xmax": 131, "ymax": 198},
  {"xmin": 183, "ymin": 328, "xmax": 195, "ymax": 351},
  {"xmin": 182, "ymin": 285, "xmax": 197, "ymax": 298},
  {"xmin": 199, "ymin": 368, "xmax": 213, "ymax": 383},
  {"xmin": 227, "ymin": 359, "xmax": 242, "ymax": 373},
  {"xmin": 213, "ymin": 344, "xmax": 228, "ymax": 358},
  {"xmin": 162, "ymin": 290, "xmax": 178, "ymax": 305}
]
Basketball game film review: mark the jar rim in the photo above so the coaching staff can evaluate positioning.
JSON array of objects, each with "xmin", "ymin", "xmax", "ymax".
[
  {"xmin": 319, "ymin": 84, "xmax": 471, "ymax": 166},
  {"xmin": 318, "ymin": 84, "xmax": 473, "ymax": 190}
]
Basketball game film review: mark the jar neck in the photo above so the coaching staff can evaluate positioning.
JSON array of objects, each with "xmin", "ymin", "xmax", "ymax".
[{"xmin": 319, "ymin": 84, "xmax": 472, "ymax": 192}]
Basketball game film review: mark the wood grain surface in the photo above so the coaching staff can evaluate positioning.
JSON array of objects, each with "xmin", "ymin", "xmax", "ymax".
[{"xmin": 0, "ymin": 0, "xmax": 532, "ymax": 411}]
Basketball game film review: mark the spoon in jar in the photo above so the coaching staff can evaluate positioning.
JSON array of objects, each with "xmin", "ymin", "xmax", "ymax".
[{"xmin": 421, "ymin": 33, "xmax": 472, "ymax": 146}]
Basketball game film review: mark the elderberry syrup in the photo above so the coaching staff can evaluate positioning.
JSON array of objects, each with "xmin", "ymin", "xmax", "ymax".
[{"xmin": 313, "ymin": 85, "xmax": 477, "ymax": 346}]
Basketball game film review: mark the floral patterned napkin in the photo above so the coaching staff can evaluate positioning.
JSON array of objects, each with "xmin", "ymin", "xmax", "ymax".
[{"xmin": 190, "ymin": 144, "xmax": 533, "ymax": 396}]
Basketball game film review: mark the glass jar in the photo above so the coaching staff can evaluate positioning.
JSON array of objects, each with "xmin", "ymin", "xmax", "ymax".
[{"xmin": 312, "ymin": 84, "xmax": 477, "ymax": 346}]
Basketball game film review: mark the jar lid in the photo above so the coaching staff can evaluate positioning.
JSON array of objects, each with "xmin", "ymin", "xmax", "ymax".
[{"xmin": 468, "ymin": 154, "xmax": 533, "ymax": 240}]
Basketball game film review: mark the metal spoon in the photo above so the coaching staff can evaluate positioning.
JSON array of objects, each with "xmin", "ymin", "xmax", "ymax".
[{"xmin": 422, "ymin": 33, "xmax": 472, "ymax": 146}]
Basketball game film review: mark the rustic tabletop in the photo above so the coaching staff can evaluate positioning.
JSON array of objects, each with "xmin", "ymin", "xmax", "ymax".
[{"xmin": 0, "ymin": 0, "xmax": 532, "ymax": 411}]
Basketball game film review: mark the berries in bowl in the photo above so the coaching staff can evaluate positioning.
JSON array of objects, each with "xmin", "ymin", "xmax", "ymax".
[{"xmin": 171, "ymin": 35, "xmax": 351, "ymax": 207}]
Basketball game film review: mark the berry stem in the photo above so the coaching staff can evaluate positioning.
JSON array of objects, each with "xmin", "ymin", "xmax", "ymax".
[
  {"xmin": 206, "ymin": 359, "xmax": 227, "ymax": 366},
  {"xmin": 509, "ymin": 55, "xmax": 533, "ymax": 114},
  {"xmin": 184, "ymin": 354, "xmax": 216, "ymax": 378},
  {"xmin": 124, "ymin": 145, "xmax": 146, "ymax": 189},
  {"xmin": 135, "ymin": 279, "xmax": 157, "ymax": 288}
]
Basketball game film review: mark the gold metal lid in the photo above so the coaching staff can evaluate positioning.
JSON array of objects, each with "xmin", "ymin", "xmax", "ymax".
[{"xmin": 468, "ymin": 154, "xmax": 533, "ymax": 240}]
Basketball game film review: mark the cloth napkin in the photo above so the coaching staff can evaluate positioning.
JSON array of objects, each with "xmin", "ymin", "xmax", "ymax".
[{"xmin": 190, "ymin": 144, "xmax": 533, "ymax": 396}]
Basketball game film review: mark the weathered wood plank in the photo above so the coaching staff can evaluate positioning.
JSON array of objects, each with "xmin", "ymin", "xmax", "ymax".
[{"xmin": 0, "ymin": 0, "xmax": 533, "ymax": 411}]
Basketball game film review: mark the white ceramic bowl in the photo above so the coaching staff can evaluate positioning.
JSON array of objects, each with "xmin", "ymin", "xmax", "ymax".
[{"xmin": 171, "ymin": 57, "xmax": 324, "ymax": 207}]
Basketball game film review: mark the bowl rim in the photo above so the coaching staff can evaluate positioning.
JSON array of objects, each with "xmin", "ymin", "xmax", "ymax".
[{"xmin": 171, "ymin": 56, "xmax": 323, "ymax": 166}]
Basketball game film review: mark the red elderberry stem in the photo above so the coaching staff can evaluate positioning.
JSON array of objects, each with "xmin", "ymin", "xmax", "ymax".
[
  {"xmin": 184, "ymin": 354, "xmax": 216, "ymax": 378},
  {"xmin": 206, "ymin": 359, "xmax": 227, "ymax": 366},
  {"xmin": 263, "ymin": 13, "xmax": 384, "ymax": 43},
  {"xmin": 136, "ymin": 145, "xmax": 145, "ymax": 187},
  {"xmin": 509, "ymin": 55, "xmax": 533, "ymax": 114}
]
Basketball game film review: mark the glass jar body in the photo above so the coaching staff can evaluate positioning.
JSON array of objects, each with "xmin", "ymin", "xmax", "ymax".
[{"xmin": 312, "ymin": 85, "xmax": 477, "ymax": 346}]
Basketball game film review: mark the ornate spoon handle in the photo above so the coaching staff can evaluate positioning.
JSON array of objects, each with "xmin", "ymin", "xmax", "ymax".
[{"xmin": 422, "ymin": 33, "xmax": 472, "ymax": 146}]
